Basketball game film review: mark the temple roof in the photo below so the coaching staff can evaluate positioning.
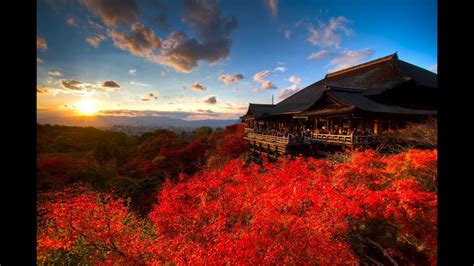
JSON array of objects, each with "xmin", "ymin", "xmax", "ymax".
[{"xmin": 242, "ymin": 53, "xmax": 437, "ymax": 119}]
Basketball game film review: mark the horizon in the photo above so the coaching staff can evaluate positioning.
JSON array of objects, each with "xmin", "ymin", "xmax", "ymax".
[{"xmin": 37, "ymin": 0, "xmax": 437, "ymax": 126}]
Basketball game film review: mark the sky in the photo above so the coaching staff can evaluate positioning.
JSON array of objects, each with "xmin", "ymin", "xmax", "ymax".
[{"xmin": 37, "ymin": 0, "xmax": 437, "ymax": 124}]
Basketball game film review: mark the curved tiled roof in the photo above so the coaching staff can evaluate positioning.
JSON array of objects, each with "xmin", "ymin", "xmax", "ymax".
[{"xmin": 243, "ymin": 53, "xmax": 437, "ymax": 119}]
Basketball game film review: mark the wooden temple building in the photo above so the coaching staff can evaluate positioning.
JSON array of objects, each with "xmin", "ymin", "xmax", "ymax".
[{"xmin": 241, "ymin": 53, "xmax": 437, "ymax": 157}]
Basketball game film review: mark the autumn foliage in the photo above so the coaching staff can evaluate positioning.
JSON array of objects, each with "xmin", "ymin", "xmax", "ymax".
[{"xmin": 38, "ymin": 148, "xmax": 437, "ymax": 265}]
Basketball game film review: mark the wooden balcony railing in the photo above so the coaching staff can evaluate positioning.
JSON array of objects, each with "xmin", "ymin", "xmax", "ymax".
[
  {"xmin": 244, "ymin": 128, "xmax": 376, "ymax": 146},
  {"xmin": 245, "ymin": 132, "xmax": 290, "ymax": 145}
]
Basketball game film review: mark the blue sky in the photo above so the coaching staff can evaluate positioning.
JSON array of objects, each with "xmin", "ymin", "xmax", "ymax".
[{"xmin": 37, "ymin": 0, "xmax": 437, "ymax": 122}]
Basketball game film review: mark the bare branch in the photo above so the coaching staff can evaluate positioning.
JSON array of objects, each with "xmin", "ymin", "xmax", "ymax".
[{"xmin": 368, "ymin": 238, "xmax": 399, "ymax": 266}]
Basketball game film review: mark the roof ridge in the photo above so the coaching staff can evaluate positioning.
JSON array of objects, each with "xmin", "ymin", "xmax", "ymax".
[
  {"xmin": 326, "ymin": 85, "xmax": 368, "ymax": 92},
  {"xmin": 249, "ymin": 103, "xmax": 274, "ymax": 106},
  {"xmin": 325, "ymin": 52, "xmax": 398, "ymax": 78}
]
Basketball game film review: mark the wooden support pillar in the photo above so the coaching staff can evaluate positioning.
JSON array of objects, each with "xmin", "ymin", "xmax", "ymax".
[
  {"xmin": 348, "ymin": 118, "xmax": 352, "ymax": 132},
  {"xmin": 373, "ymin": 120, "xmax": 379, "ymax": 134},
  {"xmin": 338, "ymin": 118, "xmax": 342, "ymax": 134}
]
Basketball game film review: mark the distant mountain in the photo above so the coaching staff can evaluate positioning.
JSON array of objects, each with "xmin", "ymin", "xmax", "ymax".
[{"xmin": 37, "ymin": 115, "xmax": 241, "ymax": 128}]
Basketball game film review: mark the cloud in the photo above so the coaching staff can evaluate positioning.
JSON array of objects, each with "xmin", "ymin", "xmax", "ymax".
[
  {"xmin": 283, "ymin": 29, "xmax": 291, "ymax": 39},
  {"xmin": 86, "ymin": 34, "xmax": 107, "ymax": 48},
  {"xmin": 128, "ymin": 69, "xmax": 136, "ymax": 75},
  {"xmin": 37, "ymin": 37, "xmax": 47, "ymax": 50},
  {"xmin": 37, "ymin": 58, "xmax": 44, "ymax": 64},
  {"xmin": 274, "ymin": 66, "xmax": 287, "ymax": 72},
  {"xmin": 48, "ymin": 71, "xmax": 62, "ymax": 77},
  {"xmin": 278, "ymin": 84, "xmax": 302, "ymax": 100},
  {"xmin": 131, "ymin": 81, "xmax": 151, "ymax": 86},
  {"xmin": 88, "ymin": 19, "xmax": 105, "ymax": 30},
  {"xmin": 328, "ymin": 48, "xmax": 374, "ymax": 72},
  {"xmin": 141, "ymin": 92, "xmax": 159, "ymax": 101},
  {"xmin": 67, "ymin": 17, "xmax": 78, "ymax": 26},
  {"xmin": 37, "ymin": 85, "xmax": 51, "ymax": 94},
  {"xmin": 79, "ymin": 0, "xmax": 140, "ymax": 27},
  {"xmin": 197, "ymin": 109, "xmax": 213, "ymax": 113},
  {"xmin": 252, "ymin": 87, "xmax": 260, "ymax": 93},
  {"xmin": 98, "ymin": 109, "xmax": 225, "ymax": 119},
  {"xmin": 261, "ymin": 80, "xmax": 276, "ymax": 89},
  {"xmin": 109, "ymin": 23, "xmax": 162, "ymax": 57},
  {"xmin": 232, "ymin": 88, "xmax": 239, "ymax": 92},
  {"xmin": 218, "ymin": 73, "xmax": 243, "ymax": 84},
  {"xmin": 253, "ymin": 70, "xmax": 272, "ymax": 82},
  {"xmin": 190, "ymin": 82, "xmax": 207, "ymax": 91},
  {"xmin": 60, "ymin": 79, "xmax": 95, "ymax": 92},
  {"xmin": 307, "ymin": 16, "xmax": 352, "ymax": 48},
  {"xmin": 307, "ymin": 50, "xmax": 332, "ymax": 60},
  {"xmin": 59, "ymin": 79, "xmax": 120, "ymax": 94},
  {"xmin": 99, "ymin": 80, "xmax": 121, "ymax": 91},
  {"xmin": 264, "ymin": 0, "xmax": 278, "ymax": 17},
  {"xmin": 429, "ymin": 64, "xmax": 437, "ymax": 73},
  {"xmin": 156, "ymin": 0, "xmax": 238, "ymax": 73},
  {"xmin": 204, "ymin": 96, "xmax": 217, "ymax": 104},
  {"xmin": 79, "ymin": 0, "xmax": 237, "ymax": 73},
  {"xmin": 288, "ymin": 75, "xmax": 301, "ymax": 84}
]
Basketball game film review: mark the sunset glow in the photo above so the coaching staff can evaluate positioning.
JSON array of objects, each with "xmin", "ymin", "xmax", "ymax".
[
  {"xmin": 75, "ymin": 99, "xmax": 98, "ymax": 116},
  {"xmin": 37, "ymin": 0, "xmax": 436, "ymax": 127}
]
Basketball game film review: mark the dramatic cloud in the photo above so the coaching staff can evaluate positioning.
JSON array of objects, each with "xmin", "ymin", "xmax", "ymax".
[
  {"xmin": 37, "ymin": 37, "xmax": 48, "ymax": 50},
  {"xmin": 79, "ymin": 0, "xmax": 140, "ymax": 26},
  {"xmin": 253, "ymin": 70, "xmax": 272, "ymax": 82},
  {"xmin": 278, "ymin": 84, "xmax": 302, "ymax": 100},
  {"xmin": 67, "ymin": 17, "xmax": 78, "ymax": 26},
  {"xmin": 131, "ymin": 81, "xmax": 151, "ymax": 87},
  {"xmin": 288, "ymin": 75, "xmax": 301, "ymax": 84},
  {"xmin": 190, "ymin": 82, "xmax": 207, "ymax": 91},
  {"xmin": 99, "ymin": 80, "xmax": 121, "ymax": 90},
  {"xmin": 48, "ymin": 71, "xmax": 62, "ymax": 77},
  {"xmin": 328, "ymin": 48, "xmax": 375, "ymax": 72},
  {"xmin": 204, "ymin": 96, "xmax": 217, "ymax": 104},
  {"xmin": 307, "ymin": 50, "xmax": 332, "ymax": 60},
  {"xmin": 429, "ymin": 64, "xmax": 437, "ymax": 73},
  {"xmin": 218, "ymin": 73, "xmax": 243, "ymax": 84},
  {"xmin": 109, "ymin": 23, "xmax": 162, "ymax": 56},
  {"xmin": 86, "ymin": 34, "xmax": 107, "ymax": 48},
  {"xmin": 37, "ymin": 58, "xmax": 44, "ymax": 64},
  {"xmin": 261, "ymin": 80, "xmax": 277, "ymax": 89},
  {"xmin": 307, "ymin": 16, "xmax": 352, "ymax": 48},
  {"xmin": 264, "ymin": 0, "xmax": 278, "ymax": 17},
  {"xmin": 79, "ymin": 0, "xmax": 237, "ymax": 73},
  {"xmin": 128, "ymin": 69, "xmax": 136, "ymax": 75},
  {"xmin": 156, "ymin": 0, "xmax": 238, "ymax": 73},
  {"xmin": 274, "ymin": 66, "xmax": 287, "ymax": 72}
]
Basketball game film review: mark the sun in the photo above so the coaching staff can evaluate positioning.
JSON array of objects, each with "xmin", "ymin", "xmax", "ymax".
[{"xmin": 75, "ymin": 99, "xmax": 98, "ymax": 116}]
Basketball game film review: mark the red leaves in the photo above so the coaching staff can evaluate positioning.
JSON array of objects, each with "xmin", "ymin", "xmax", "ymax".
[
  {"xmin": 38, "ymin": 149, "xmax": 437, "ymax": 264},
  {"xmin": 37, "ymin": 187, "xmax": 153, "ymax": 264}
]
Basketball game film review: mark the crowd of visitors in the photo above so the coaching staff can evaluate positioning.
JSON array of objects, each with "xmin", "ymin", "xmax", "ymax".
[{"xmin": 248, "ymin": 126, "xmax": 374, "ymax": 143}]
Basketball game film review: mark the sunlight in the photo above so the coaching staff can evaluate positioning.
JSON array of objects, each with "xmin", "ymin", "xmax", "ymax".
[{"xmin": 75, "ymin": 99, "xmax": 98, "ymax": 116}]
